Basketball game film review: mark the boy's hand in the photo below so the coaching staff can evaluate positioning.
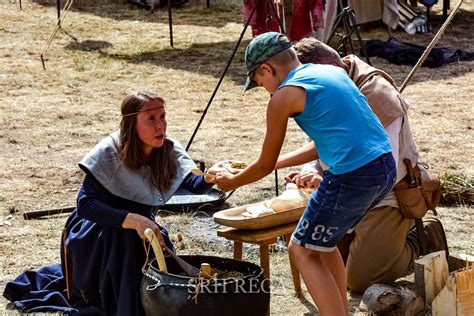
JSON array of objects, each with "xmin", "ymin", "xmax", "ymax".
[
  {"xmin": 214, "ymin": 171, "xmax": 237, "ymax": 192},
  {"xmin": 208, "ymin": 160, "xmax": 246, "ymax": 175},
  {"xmin": 285, "ymin": 170, "xmax": 322, "ymax": 191},
  {"xmin": 296, "ymin": 170, "xmax": 322, "ymax": 191}
]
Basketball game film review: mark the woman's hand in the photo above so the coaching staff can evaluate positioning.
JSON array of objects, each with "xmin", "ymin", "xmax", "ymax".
[
  {"xmin": 214, "ymin": 171, "xmax": 237, "ymax": 192},
  {"xmin": 122, "ymin": 213, "xmax": 166, "ymax": 248}
]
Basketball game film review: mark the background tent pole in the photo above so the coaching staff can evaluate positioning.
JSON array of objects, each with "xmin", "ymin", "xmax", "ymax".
[
  {"xmin": 185, "ymin": 0, "xmax": 260, "ymax": 151},
  {"xmin": 168, "ymin": 0, "xmax": 173, "ymax": 47},
  {"xmin": 185, "ymin": 0, "xmax": 287, "ymax": 199}
]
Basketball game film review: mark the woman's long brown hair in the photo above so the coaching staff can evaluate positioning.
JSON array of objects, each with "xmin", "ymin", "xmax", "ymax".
[{"xmin": 119, "ymin": 91, "xmax": 177, "ymax": 193}]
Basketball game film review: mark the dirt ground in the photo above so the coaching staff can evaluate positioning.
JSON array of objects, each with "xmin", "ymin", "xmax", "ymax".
[{"xmin": 0, "ymin": 0, "xmax": 473, "ymax": 314}]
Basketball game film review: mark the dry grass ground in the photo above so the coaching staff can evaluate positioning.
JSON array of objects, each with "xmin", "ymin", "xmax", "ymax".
[{"xmin": 0, "ymin": 0, "xmax": 473, "ymax": 314}]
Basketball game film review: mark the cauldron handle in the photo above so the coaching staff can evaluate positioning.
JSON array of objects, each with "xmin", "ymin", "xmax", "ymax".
[{"xmin": 144, "ymin": 228, "xmax": 168, "ymax": 272}]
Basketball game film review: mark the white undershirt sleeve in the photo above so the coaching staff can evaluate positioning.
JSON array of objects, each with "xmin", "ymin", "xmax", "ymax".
[{"xmin": 385, "ymin": 117, "xmax": 403, "ymax": 169}]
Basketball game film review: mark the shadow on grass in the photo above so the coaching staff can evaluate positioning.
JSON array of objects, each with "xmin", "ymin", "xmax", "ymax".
[
  {"xmin": 65, "ymin": 39, "xmax": 113, "ymax": 51},
  {"xmin": 96, "ymin": 38, "xmax": 251, "ymax": 85},
  {"xmin": 55, "ymin": 2, "xmax": 474, "ymax": 87},
  {"xmin": 298, "ymin": 294, "xmax": 318, "ymax": 315},
  {"xmin": 296, "ymin": 290, "xmax": 363, "ymax": 315},
  {"xmin": 40, "ymin": 1, "xmax": 243, "ymax": 28},
  {"xmin": 5, "ymin": 302, "xmax": 17, "ymax": 311}
]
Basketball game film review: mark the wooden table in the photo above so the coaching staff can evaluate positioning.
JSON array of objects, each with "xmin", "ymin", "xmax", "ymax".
[{"xmin": 217, "ymin": 222, "xmax": 301, "ymax": 295}]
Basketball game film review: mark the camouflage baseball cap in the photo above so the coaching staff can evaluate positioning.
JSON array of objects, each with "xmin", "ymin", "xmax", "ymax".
[{"xmin": 244, "ymin": 32, "xmax": 292, "ymax": 92}]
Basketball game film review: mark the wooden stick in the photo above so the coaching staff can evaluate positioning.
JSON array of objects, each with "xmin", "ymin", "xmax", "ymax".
[
  {"xmin": 23, "ymin": 206, "xmax": 75, "ymax": 220},
  {"xmin": 399, "ymin": 0, "xmax": 464, "ymax": 93},
  {"xmin": 144, "ymin": 228, "xmax": 168, "ymax": 273}
]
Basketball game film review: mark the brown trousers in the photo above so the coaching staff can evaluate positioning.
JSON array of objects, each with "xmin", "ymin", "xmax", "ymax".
[{"xmin": 337, "ymin": 205, "xmax": 417, "ymax": 293}]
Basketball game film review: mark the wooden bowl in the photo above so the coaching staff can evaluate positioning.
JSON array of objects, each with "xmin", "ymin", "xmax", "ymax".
[{"xmin": 213, "ymin": 202, "xmax": 306, "ymax": 230}]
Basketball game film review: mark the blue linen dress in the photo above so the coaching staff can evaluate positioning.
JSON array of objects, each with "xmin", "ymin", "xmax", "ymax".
[{"xmin": 3, "ymin": 132, "xmax": 212, "ymax": 315}]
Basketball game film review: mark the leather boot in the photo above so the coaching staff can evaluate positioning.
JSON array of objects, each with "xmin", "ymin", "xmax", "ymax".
[
  {"xmin": 406, "ymin": 216, "xmax": 449, "ymax": 258},
  {"xmin": 423, "ymin": 216, "xmax": 449, "ymax": 258}
]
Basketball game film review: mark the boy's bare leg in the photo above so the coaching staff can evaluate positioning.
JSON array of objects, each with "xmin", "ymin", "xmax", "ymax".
[
  {"xmin": 320, "ymin": 247, "xmax": 348, "ymax": 315},
  {"xmin": 288, "ymin": 241, "xmax": 348, "ymax": 316}
]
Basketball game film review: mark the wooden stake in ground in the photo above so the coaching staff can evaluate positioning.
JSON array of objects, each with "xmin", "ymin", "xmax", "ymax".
[{"xmin": 414, "ymin": 250, "xmax": 449, "ymax": 307}]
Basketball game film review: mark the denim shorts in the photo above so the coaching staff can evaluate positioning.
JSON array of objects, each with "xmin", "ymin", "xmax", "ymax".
[{"xmin": 291, "ymin": 153, "xmax": 396, "ymax": 252}]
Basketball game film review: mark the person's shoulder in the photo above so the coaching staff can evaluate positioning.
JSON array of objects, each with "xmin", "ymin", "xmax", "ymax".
[
  {"xmin": 274, "ymin": 85, "xmax": 305, "ymax": 101},
  {"xmin": 346, "ymin": 55, "xmax": 397, "ymax": 85},
  {"xmin": 269, "ymin": 86, "xmax": 306, "ymax": 115}
]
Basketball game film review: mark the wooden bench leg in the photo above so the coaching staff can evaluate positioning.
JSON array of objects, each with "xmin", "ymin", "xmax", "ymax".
[
  {"xmin": 259, "ymin": 244, "xmax": 270, "ymax": 278},
  {"xmin": 234, "ymin": 241, "xmax": 243, "ymax": 260},
  {"xmin": 285, "ymin": 233, "xmax": 301, "ymax": 295},
  {"xmin": 289, "ymin": 254, "xmax": 301, "ymax": 295}
]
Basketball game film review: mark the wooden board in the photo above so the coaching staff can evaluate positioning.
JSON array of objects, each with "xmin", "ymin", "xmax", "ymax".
[
  {"xmin": 456, "ymin": 268, "xmax": 474, "ymax": 315},
  {"xmin": 431, "ymin": 267, "xmax": 474, "ymax": 315},
  {"xmin": 448, "ymin": 253, "xmax": 474, "ymax": 272},
  {"xmin": 432, "ymin": 274, "xmax": 456, "ymax": 316},
  {"xmin": 213, "ymin": 202, "xmax": 305, "ymax": 230},
  {"xmin": 217, "ymin": 222, "xmax": 297, "ymax": 243}
]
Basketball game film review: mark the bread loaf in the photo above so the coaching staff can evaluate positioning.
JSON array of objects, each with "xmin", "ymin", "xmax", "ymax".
[
  {"xmin": 243, "ymin": 203, "xmax": 274, "ymax": 218},
  {"xmin": 268, "ymin": 183, "xmax": 309, "ymax": 212}
]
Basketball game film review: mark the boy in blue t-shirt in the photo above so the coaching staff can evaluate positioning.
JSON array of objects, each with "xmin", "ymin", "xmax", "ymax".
[{"xmin": 214, "ymin": 32, "xmax": 396, "ymax": 315}]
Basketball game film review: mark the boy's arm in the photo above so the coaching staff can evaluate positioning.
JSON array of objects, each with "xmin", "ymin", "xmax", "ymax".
[
  {"xmin": 215, "ymin": 87, "xmax": 305, "ymax": 192},
  {"xmin": 275, "ymin": 141, "xmax": 319, "ymax": 169}
]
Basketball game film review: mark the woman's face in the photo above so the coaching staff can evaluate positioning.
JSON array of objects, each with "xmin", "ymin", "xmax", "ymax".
[{"xmin": 135, "ymin": 99, "xmax": 167, "ymax": 157}]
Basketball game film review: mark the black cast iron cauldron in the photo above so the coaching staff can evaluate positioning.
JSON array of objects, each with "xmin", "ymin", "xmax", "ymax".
[{"xmin": 141, "ymin": 255, "xmax": 270, "ymax": 316}]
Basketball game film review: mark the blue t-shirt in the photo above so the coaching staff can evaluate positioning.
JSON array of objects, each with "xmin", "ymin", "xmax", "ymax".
[{"xmin": 278, "ymin": 63, "xmax": 391, "ymax": 175}]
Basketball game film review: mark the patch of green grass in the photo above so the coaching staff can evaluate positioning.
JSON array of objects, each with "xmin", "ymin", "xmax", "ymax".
[{"xmin": 440, "ymin": 172, "xmax": 474, "ymax": 206}]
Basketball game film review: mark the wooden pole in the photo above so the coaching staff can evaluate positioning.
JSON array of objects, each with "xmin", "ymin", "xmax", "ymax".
[
  {"xmin": 23, "ymin": 206, "xmax": 75, "ymax": 220},
  {"xmin": 399, "ymin": 0, "xmax": 463, "ymax": 93},
  {"xmin": 168, "ymin": 0, "xmax": 173, "ymax": 47}
]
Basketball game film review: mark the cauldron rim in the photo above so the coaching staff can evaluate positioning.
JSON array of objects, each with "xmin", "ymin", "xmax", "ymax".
[{"xmin": 146, "ymin": 256, "xmax": 265, "ymax": 282}]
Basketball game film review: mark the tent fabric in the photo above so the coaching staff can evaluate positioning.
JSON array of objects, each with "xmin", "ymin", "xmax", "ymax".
[
  {"xmin": 243, "ymin": 0, "xmax": 280, "ymax": 37},
  {"xmin": 348, "ymin": 0, "xmax": 399, "ymax": 28},
  {"xmin": 313, "ymin": 0, "xmax": 338, "ymax": 43},
  {"xmin": 243, "ymin": 0, "xmax": 325, "ymax": 41},
  {"xmin": 289, "ymin": 0, "xmax": 325, "ymax": 41},
  {"xmin": 364, "ymin": 37, "xmax": 474, "ymax": 68}
]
